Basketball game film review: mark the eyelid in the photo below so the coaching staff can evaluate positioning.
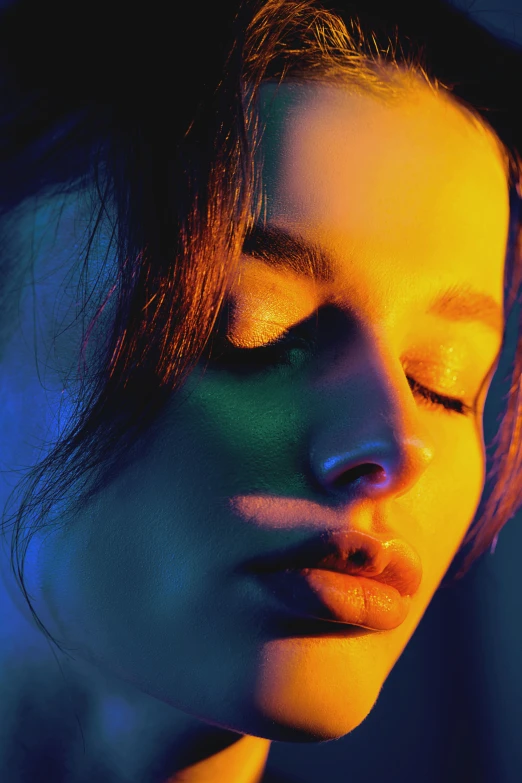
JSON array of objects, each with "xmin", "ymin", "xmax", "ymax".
[
  {"xmin": 228, "ymin": 268, "xmax": 320, "ymax": 333},
  {"xmin": 406, "ymin": 376, "xmax": 474, "ymax": 416}
]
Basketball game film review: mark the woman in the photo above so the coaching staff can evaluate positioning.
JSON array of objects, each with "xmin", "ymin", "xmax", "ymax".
[{"xmin": 0, "ymin": 0, "xmax": 520, "ymax": 781}]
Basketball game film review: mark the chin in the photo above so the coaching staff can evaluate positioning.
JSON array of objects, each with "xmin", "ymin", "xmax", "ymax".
[
  {"xmin": 256, "ymin": 696, "xmax": 380, "ymax": 744},
  {"xmin": 232, "ymin": 703, "xmax": 377, "ymax": 745},
  {"xmin": 239, "ymin": 634, "xmax": 391, "ymax": 743},
  {"xmin": 242, "ymin": 678, "xmax": 383, "ymax": 743}
]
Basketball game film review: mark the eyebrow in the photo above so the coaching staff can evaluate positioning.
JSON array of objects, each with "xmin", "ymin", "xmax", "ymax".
[
  {"xmin": 242, "ymin": 223, "xmax": 335, "ymax": 284},
  {"xmin": 242, "ymin": 223, "xmax": 505, "ymax": 337}
]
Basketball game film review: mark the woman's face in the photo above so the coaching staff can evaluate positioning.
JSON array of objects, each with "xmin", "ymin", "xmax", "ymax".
[{"xmin": 25, "ymin": 81, "xmax": 508, "ymax": 741}]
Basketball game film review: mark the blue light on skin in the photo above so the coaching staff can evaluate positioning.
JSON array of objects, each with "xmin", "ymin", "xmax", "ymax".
[{"xmin": 0, "ymin": 78, "xmax": 509, "ymax": 782}]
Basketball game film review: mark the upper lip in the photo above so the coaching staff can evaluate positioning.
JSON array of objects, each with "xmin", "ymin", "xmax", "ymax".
[{"xmin": 243, "ymin": 529, "xmax": 423, "ymax": 598}]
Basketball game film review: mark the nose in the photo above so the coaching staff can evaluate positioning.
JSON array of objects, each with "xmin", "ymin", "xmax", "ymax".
[{"xmin": 308, "ymin": 369, "xmax": 434, "ymax": 501}]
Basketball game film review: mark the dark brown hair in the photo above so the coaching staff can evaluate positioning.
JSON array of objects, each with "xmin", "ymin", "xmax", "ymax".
[{"xmin": 0, "ymin": 0, "xmax": 521, "ymax": 651}]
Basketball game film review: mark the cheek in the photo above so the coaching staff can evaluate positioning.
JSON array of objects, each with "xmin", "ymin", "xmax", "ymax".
[
  {"xmin": 27, "ymin": 470, "xmax": 204, "ymax": 665},
  {"xmin": 186, "ymin": 368, "xmax": 311, "ymax": 494},
  {"xmin": 405, "ymin": 419, "xmax": 485, "ymax": 597}
]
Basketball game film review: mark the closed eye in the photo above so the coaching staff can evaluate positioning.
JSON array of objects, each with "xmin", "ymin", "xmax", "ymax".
[
  {"xmin": 406, "ymin": 377, "xmax": 473, "ymax": 416},
  {"xmin": 204, "ymin": 323, "xmax": 475, "ymax": 417}
]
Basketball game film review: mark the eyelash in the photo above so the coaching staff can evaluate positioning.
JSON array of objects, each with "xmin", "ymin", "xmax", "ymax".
[{"xmin": 207, "ymin": 329, "xmax": 474, "ymax": 417}]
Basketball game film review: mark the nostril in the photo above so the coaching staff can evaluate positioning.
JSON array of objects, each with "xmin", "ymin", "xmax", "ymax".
[{"xmin": 332, "ymin": 463, "xmax": 382, "ymax": 489}]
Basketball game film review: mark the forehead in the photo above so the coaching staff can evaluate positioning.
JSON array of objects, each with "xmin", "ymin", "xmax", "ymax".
[
  {"xmin": 255, "ymin": 81, "xmax": 509, "ymax": 312},
  {"xmin": 257, "ymin": 79, "xmax": 508, "ymax": 208}
]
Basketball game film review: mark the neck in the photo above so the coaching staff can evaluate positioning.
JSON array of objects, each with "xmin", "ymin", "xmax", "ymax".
[
  {"xmin": 59, "ymin": 651, "xmax": 271, "ymax": 783},
  {"xmin": 165, "ymin": 735, "xmax": 270, "ymax": 783}
]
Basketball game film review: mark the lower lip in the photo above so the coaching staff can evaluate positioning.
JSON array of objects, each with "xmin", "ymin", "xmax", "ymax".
[{"xmin": 256, "ymin": 568, "xmax": 411, "ymax": 631}]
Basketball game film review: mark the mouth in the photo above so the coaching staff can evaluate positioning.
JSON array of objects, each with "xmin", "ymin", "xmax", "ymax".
[
  {"xmin": 255, "ymin": 567, "xmax": 411, "ymax": 631},
  {"xmin": 242, "ymin": 528, "xmax": 422, "ymax": 632}
]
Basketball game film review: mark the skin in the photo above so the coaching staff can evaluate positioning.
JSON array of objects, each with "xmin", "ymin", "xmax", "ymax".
[{"xmin": 0, "ymin": 80, "xmax": 509, "ymax": 781}]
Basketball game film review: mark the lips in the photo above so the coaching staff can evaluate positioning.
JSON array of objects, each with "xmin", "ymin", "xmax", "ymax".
[
  {"xmin": 244, "ymin": 528, "xmax": 423, "ymax": 631},
  {"xmin": 257, "ymin": 568, "xmax": 412, "ymax": 631}
]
